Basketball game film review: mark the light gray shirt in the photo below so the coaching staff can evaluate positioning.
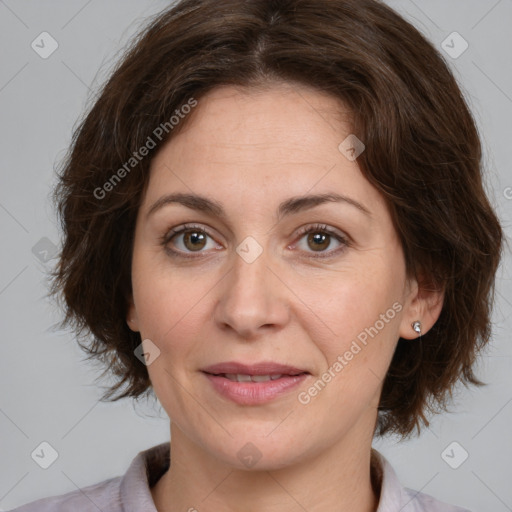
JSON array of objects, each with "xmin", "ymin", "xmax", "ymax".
[{"xmin": 10, "ymin": 442, "xmax": 472, "ymax": 511}]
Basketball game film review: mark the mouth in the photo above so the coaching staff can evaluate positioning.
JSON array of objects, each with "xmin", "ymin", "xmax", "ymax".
[
  {"xmin": 200, "ymin": 361, "xmax": 310, "ymax": 380},
  {"xmin": 203, "ymin": 372, "xmax": 309, "ymax": 383},
  {"xmin": 200, "ymin": 361, "xmax": 311, "ymax": 405}
]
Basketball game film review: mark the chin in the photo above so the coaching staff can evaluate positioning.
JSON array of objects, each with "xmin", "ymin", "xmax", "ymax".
[{"xmin": 203, "ymin": 433, "xmax": 313, "ymax": 472}]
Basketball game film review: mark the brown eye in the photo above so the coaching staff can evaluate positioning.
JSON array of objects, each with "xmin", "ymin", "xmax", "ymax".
[
  {"xmin": 182, "ymin": 230, "xmax": 207, "ymax": 251},
  {"xmin": 306, "ymin": 232, "xmax": 331, "ymax": 252},
  {"xmin": 161, "ymin": 224, "xmax": 221, "ymax": 258},
  {"xmin": 293, "ymin": 224, "xmax": 349, "ymax": 259}
]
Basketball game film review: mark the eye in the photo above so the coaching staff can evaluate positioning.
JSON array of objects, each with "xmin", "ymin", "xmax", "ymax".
[
  {"xmin": 292, "ymin": 223, "xmax": 349, "ymax": 258},
  {"xmin": 160, "ymin": 222, "xmax": 350, "ymax": 260},
  {"xmin": 160, "ymin": 224, "xmax": 221, "ymax": 258}
]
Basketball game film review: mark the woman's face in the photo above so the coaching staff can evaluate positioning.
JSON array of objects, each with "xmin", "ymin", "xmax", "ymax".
[{"xmin": 127, "ymin": 83, "xmax": 426, "ymax": 469}]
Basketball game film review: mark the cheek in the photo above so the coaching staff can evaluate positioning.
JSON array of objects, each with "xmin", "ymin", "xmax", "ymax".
[
  {"xmin": 298, "ymin": 262, "xmax": 402, "ymax": 372},
  {"xmin": 303, "ymin": 262, "xmax": 399, "ymax": 328},
  {"xmin": 303, "ymin": 282, "xmax": 401, "ymax": 419},
  {"xmin": 131, "ymin": 272, "xmax": 213, "ymax": 403},
  {"xmin": 131, "ymin": 249, "xmax": 212, "ymax": 338}
]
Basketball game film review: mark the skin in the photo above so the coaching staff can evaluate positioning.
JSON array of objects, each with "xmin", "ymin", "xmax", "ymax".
[{"xmin": 127, "ymin": 83, "xmax": 444, "ymax": 512}]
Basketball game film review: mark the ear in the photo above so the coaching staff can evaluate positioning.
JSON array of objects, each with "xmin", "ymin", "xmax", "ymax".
[
  {"xmin": 398, "ymin": 272, "xmax": 445, "ymax": 340},
  {"xmin": 126, "ymin": 294, "xmax": 140, "ymax": 332}
]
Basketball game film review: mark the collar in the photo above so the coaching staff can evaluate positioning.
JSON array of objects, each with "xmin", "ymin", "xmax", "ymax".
[{"xmin": 119, "ymin": 442, "xmax": 408, "ymax": 512}]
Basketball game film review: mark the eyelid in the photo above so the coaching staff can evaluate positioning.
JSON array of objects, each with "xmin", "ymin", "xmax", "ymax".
[
  {"xmin": 289, "ymin": 223, "xmax": 350, "ymax": 258},
  {"xmin": 160, "ymin": 223, "xmax": 220, "ymax": 247},
  {"xmin": 293, "ymin": 223, "xmax": 348, "ymax": 243}
]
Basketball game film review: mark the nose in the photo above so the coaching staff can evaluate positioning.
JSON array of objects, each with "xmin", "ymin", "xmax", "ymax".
[{"xmin": 213, "ymin": 247, "xmax": 290, "ymax": 338}]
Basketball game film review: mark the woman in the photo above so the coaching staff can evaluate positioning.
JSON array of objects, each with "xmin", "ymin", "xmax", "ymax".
[{"xmin": 12, "ymin": 0, "xmax": 504, "ymax": 510}]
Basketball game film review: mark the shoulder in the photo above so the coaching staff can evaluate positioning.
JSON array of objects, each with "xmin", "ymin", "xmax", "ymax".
[
  {"xmin": 371, "ymin": 449, "xmax": 473, "ymax": 512},
  {"xmin": 8, "ymin": 442, "xmax": 170, "ymax": 512},
  {"xmin": 402, "ymin": 487, "xmax": 473, "ymax": 512},
  {"xmin": 8, "ymin": 476, "xmax": 123, "ymax": 512}
]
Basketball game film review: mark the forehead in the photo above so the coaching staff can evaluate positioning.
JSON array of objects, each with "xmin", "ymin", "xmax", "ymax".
[
  {"xmin": 160, "ymin": 83, "xmax": 352, "ymax": 163},
  {"xmin": 144, "ymin": 84, "xmax": 386, "ymax": 217}
]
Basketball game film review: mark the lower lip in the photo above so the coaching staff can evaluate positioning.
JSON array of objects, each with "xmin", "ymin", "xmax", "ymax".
[{"xmin": 203, "ymin": 372, "xmax": 309, "ymax": 405}]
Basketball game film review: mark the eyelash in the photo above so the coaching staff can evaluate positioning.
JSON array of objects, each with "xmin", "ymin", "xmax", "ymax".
[{"xmin": 160, "ymin": 223, "xmax": 350, "ymax": 260}]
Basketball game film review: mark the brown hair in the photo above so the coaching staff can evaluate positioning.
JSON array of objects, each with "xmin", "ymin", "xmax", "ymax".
[{"xmin": 50, "ymin": 0, "xmax": 505, "ymax": 439}]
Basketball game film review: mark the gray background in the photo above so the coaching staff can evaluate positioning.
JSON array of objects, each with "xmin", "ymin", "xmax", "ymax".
[{"xmin": 0, "ymin": 1, "xmax": 511, "ymax": 510}]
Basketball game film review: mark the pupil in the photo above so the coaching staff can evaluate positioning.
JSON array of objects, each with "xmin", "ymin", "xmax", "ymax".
[
  {"xmin": 185, "ymin": 231, "xmax": 206, "ymax": 251},
  {"xmin": 308, "ymin": 232, "xmax": 329, "ymax": 251}
]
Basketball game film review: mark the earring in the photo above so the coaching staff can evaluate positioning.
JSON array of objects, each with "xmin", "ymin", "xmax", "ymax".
[{"xmin": 411, "ymin": 321, "xmax": 422, "ymax": 338}]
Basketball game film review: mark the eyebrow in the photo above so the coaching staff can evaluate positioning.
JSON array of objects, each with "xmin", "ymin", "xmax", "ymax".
[{"xmin": 146, "ymin": 192, "xmax": 372, "ymax": 221}]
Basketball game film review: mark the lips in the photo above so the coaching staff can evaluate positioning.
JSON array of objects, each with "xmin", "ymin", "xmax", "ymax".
[
  {"xmin": 202, "ymin": 371, "xmax": 308, "ymax": 406},
  {"xmin": 201, "ymin": 361, "xmax": 309, "ymax": 378},
  {"xmin": 222, "ymin": 373, "xmax": 286, "ymax": 382},
  {"xmin": 201, "ymin": 361, "xmax": 311, "ymax": 405}
]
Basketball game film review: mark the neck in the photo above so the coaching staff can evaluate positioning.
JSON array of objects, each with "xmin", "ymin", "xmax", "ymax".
[{"xmin": 151, "ymin": 424, "xmax": 380, "ymax": 512}]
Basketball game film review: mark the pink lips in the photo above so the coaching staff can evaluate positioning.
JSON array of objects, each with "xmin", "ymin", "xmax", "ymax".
[
  {"xmin": 201, "ymin": 361, "xmax": 308, "ymax": 376},
  {"xmin": 201, "ymin": 361, "xmax": 310, "ymax": 405}
]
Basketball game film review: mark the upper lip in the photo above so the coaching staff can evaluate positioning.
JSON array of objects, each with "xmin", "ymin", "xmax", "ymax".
[{"xmin": 201, "ymin": 361, "xmax": 309, "ymax": 376}]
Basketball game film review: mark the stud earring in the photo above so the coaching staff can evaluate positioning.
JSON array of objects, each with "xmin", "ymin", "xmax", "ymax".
[{"xmin": 411, "ymin": 321, "xmax": 422, "ymax": 337}]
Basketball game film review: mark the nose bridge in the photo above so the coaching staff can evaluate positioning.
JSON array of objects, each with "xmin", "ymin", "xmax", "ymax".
[{"xmin": 214, "ymin": 243, "xmax": 288, "ymax": 336}]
